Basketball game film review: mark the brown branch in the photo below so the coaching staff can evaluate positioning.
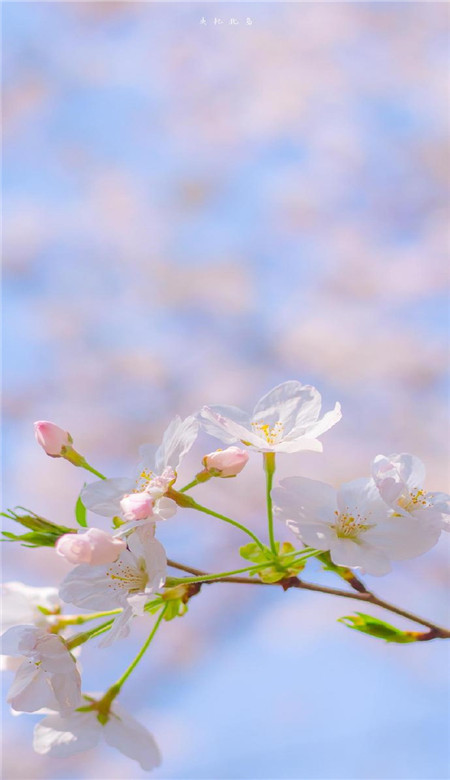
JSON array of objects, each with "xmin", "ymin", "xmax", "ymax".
[{"xmin": 167, "ymin": 559, "xmax": 450, "ymax": 640}]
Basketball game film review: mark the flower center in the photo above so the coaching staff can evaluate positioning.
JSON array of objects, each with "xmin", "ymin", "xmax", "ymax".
[
  {"xmin": 251, "ymin": 421, "xmax": 284, "ymax": 444},
  {"xmin": 106, "ymin": 560, "xmax": 148, "ymax": 594},
  {"xmin": 135, "ymin": 469, "xmax": 153, "ymax": 492},
  {"xmin": 397, "ymin": 489, "xmax": 429, "ymax": 513},
  {"xmin": 332, "ymin": 510, "xmax": 373, "ymax": 540}
]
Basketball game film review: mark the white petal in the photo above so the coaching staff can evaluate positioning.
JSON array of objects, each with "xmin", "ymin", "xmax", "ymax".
[
  {"xmin": 252, "ymin": 381, "xmax": 322, "ymax": 432},
  {"xmin": 50, "ymin": 669, "xmax": 82, "ymax": 714},
  {"xmin": 297, "ymin": 402, "xmax": 342, "ymax": 440},
  {"xmin": 35, "ymin": 634, "xmax": 78, "ymax": 674},
  {"xmin": 286, "ymin": 519, "xmax": 334, "ymax": 549},
  {"xmin": 1, "ymin": 583, "xmax": 60, "ymax": 633},
  {"xmin": 105, "ymin": 704, "xmax": 161, "ymax": 771},
  {"xmin": 59, "ymin": 562, "xmax": 129, "ymax": 611},
  {"xmin": 81, "ymin": 478, "xmax": 135, "ymax": 517},
  {"xmin": 337, "ymin": 478, "xmax": 389, "ymax": 522},
  {"xmin": 153, "ymin": 497, "xmax": 177, "ymax": 521},
  {"xmin": 365, "ymin": 515, "xmax": 441, "ymax": 560},
  {"xmin": 273, "ymin": 476, "xmax": 337, "ymax": 525},
  {"xmin": 7, "ymin": 661, "xmax": 54, "ymax": 713},
  {"xmin": 199, "ymin": 405, "xmax": 255, "ymax": 445},
  {"xmin": 1, "ymin": 625, "xmax": 39, "ymax": 657},
  {"xmin": 353, "ymin": 544, "xmax": 391, "ymax": 576},
  {"xmin": 270, "ymin": 438, "xmax": 324, "ymax": 454},
  {"xmin": 33, "ymin": 711, "xmax": 101, "ymax": 757},
  {"xmin": 154, "ymin": 415, "xmax": 199, "ymax": 474},
  {"xmin": 98, "ymin": 606, "xmax": 132, "ymax": 648},
  {"xmin": 329, "ymin": 539, "xmax": 364, "ymax": 569},
  {"xmin": 128, "ymin": 532, "xmax": 167, "ymax": 592}
]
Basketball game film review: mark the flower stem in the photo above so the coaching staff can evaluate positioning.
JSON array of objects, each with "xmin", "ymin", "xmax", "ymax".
[
  {"xmin": 57, "ymin": 609, "xmax": 123, "ymax": 628},
  {"xmin": 80, "ymin": 461, "xmax": 107, "ymax": 480},
  {"xmin": 168, "ymin": 488, "xmax": 266, "ymax": 552},
  {"xmin": 166, "ymin": 557, "xmax": 450, "ymax": 639},
  {"xmin": 67, "ymin": 618, "xmax": 115, "ymax": 650},
  {"xmin": 179, "ymin": 471, "xmax": 212, "ymax": 492},
  {"xmin": 109, "ymin": 605, "xmax": 168, "ymax": 695},
  {"xmin": 167, "ymin": 550, "xmax": 319, "ymax": 586},
  {"xmin": 62, "ymin": 448, "xmax": 107, "ymax": 480},
  {"xmin": 263, "ymin": 452, "xmax": 277, "ymax": 555}
]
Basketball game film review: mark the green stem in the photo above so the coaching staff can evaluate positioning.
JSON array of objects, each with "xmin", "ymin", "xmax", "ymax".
[
  {"xmin": 57, "ymin": 608, "xmax": 122, "ymax": 628},
  {"xmin": 167, "ymin": 550, "xmax": 319, "ymax": 586},
  {"xmin": 179, "ymin": 471, "xmax": 213, "ymax": 492},
  {"xmin": 63, "ymin": 448, "xmax": 107, "ymax": 480},
  {"xmin": 263, "ymin": 452, "xmax": 277, "ymax": 555},
  {"xmin": 110, "ymin": 605, "xmax": 168, "ymax": 694},
  {"xmin": 81, "ymin": 461, "xmax": 107, "ymax": 480},
  {"xmin": 179, "ymin": 478, "xmax": 201, "ymax": 493},
  {"xmin": 67, "ymin": 618, "xmax": 115, "ymax": 650}
]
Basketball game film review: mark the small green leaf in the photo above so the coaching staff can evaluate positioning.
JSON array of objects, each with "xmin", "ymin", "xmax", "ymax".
[
  {"xmin": 75, "ymin": 495, "xmax": 87, "ymax": 527},
  {"xmin": 2, "ymin": 530, "xmax": 63, "ymax": 548},
  {"xmin": 1, "ymin": 508, "xmax": 76, "ymax": 538},
  {"xmin": 239, "ymin": 542, "xmax": 267, "ymax": 563},
  {"xmin": 338, "ymin": 612, "xmax": 419, "ymax": 643}
]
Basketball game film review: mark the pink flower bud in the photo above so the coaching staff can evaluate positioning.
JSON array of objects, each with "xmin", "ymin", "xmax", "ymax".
[
  {"xmin": 34, "ymin": 421, "xmax": 72, "ymax": 457},
  {"xmin": 56, "ymin": 529, "xmax": 125, "ymax": 566},
  {"xmin": 120, "ymin": 492, "xmax": 154, "ymax": 522},
  {"xmin": 202, "ymin": 446, "xmax": 249, "ymax": 478}
]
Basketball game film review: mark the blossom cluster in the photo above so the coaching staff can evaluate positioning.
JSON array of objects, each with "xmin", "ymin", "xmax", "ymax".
[{"xmin": 2, "ymin": 381, "xmax": 449, "ymax": 771}]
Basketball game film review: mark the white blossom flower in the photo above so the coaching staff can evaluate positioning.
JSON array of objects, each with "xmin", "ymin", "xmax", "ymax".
[
  {"xmin": 372, "ymin": 453, "xmax": 450, "ymax": 532},
  {"xmin": 81, "ymin": 415, "xmax": 198, "ymax": 530},
  {"xmin": 59, "ymin": 527, "xmax": 167, "ymax": 647},
  {"xmin": 1, "ymin": 626, "xmax": 81, "ymax": 714},
  {"xmin": 273, "ymin": 475, "xmax": 441, "ymax": 575},
  {"xmin": 199, "ymin": 380, "xmax": 341, "ymax": 454},
  {"xmin": 1, "ymin": 582, "xmax": 61, "ymax": 635},
  {"xmin": 33, "ymin": 698, "xmax": 161, "ymax": 771}
]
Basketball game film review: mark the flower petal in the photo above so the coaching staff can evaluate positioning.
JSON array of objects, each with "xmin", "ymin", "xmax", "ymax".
[
  {"xmin": 81, "ymin": 478, "xmax": 135, "ymax": 517},
  {"xmin": 98, "ymin": 605, "xmax": 133, "ymax": 648},
  {"xmin": 7, "ymin": 661, "xmax": 54, "ymax": 713},
  {"xmin": 105, "ymin": 704, "xmax": 162, "ymax": 771},
  {"xmin": 1, "ymin": 625, "xmax": 39, "ymax": 657},
  {"xmin": 273, "ymin": 476, "xmax": 337, "ymax": 525},
  {"xmin": 199, "ymin": 405, "xmax": 255, "ymax": 445},
  {"xmin": 33, "ymin": 711, "xmax": 101, "ymax": 757},
  {"xmin": 252, "ymin": 381, "xmax": 322, "ymax": 432},
  {"xmin": 154, "ymin": 415, "xmax": 199, "ymax": 474},
  {"xmin": 50, "ymin": 670, "xmax": 82, "ymax": 714},
  {"xmin": 59, "ymin": 562, "xmax": 130, "ymax": 611}
]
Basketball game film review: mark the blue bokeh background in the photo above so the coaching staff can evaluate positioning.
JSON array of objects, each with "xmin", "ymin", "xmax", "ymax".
[{"xmin": 2, "ymin": 3, "xmax": 449, "ymax": 778}]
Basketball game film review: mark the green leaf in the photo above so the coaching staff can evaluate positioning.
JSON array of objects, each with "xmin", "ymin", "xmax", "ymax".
[
  {"xmin": 2, "ymin": 530, "xmax": 63, "ymax": 548},
  {"xmin": 1, "ymin": 508, "xmax": 76, "ymax": 537},
  {"xmin": 75, "ymin": 495, "xmax": 87, "ymax": 527},
  {"xmin": 338, "ymin": 612, "xmax": 419, "ymax": 643},
  {"xmin": 239, "ymin": 542, "xmax": 269, "ymax": 563},
  {"xmin": 240, "ymin": 541, "xmax": 310, "ymax": 582}
]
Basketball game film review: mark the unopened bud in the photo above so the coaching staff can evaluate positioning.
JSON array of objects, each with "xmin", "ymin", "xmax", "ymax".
[
  {"xmin": 202, "ymin": 446, "xmax": 249, "ymax": 478},
  {"xmin": 56, "ymin": 528, "xmax": 125, "ymax": 565},
  {"xmin": 34, "ymin": 421, "xmax": 73, "ymax": 457},
  {"xmin": 120, "ymin": 492, "xmax": 154, "ymax": 522}
]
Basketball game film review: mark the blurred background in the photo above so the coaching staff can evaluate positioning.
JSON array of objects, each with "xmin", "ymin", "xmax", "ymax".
[{"xmin": 2, "ymin": 2, "xmax": 450, "ymax": 778}]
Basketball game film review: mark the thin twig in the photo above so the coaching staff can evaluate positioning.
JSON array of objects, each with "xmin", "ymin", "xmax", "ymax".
[{"xmin": 166, "ymin": 559, "xmax": 450, "ymax": 639}]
